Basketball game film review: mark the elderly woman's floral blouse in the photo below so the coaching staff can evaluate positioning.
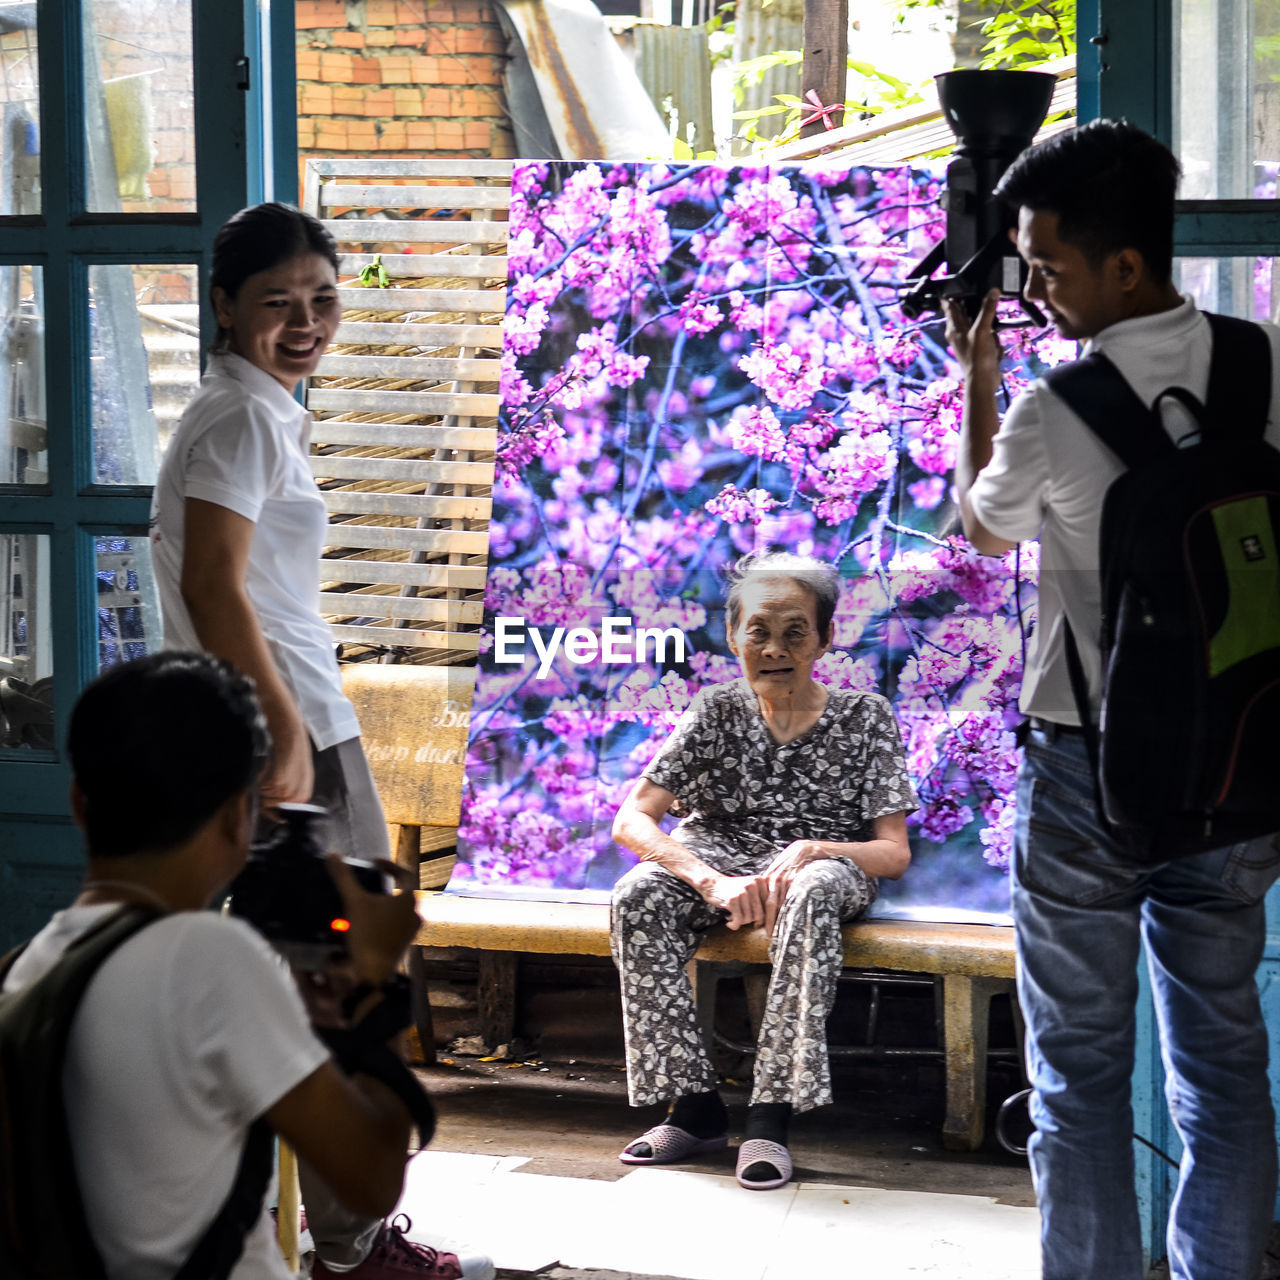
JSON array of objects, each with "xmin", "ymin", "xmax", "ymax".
[{"xmin": 640, "ymin": 678, "xmax": 919, "ymax": 878}]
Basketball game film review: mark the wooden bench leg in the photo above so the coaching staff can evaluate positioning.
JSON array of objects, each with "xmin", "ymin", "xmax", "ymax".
[
  {"xmin": 742, "ymin": 970, "xmax": 768, "ymax": 1039},
  {"xmin": 478, "ymin": 951, "xmax": 518, "ymax": 1051},
  {"xmin": 941, "ymin": 974, "xmax": 1012, "ymax": 1152},
  {"xmin": 277, "ymin": 1140, "xmax": 301, "ymax": 1271},
  {"xmin": 395, "ymin": 823, "xmax": 421, "ymax": 870},
  {"xmin": 407, "ymin": 945, "xmax": 437, "ymax": 1066},
  {"xmin": 688, "ymin": 958, "xmax": 719, "ymax": 1053}
]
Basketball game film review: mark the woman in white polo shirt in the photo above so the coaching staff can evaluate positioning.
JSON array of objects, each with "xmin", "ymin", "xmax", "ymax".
[
  {"xmin": 151, "ymin": 203, "xmax": 386, "ymax": 864},
  {"xmin": 150, "ymin": 204, "xmax": 492, "ymax": 1280}
]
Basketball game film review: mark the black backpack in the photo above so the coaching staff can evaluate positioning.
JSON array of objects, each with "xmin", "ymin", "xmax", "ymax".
[
  {"xmin": 1042, "ymin": 311, "xmax": 1280, "ymax": 863},
  {"xmin": 0, "ymin": 904, "xmax": 273, "ymax": 1280}
]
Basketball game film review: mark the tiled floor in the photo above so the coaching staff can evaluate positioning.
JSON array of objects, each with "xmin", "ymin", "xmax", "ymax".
[{"xmin": 394, "ymin": 1150, "xmax": 1042, "ymax": 1280}]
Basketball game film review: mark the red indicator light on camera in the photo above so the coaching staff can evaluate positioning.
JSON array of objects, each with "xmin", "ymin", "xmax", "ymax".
[{"xmin": 330, "ymin": 918, "xmax": 352, "ymax": 933}]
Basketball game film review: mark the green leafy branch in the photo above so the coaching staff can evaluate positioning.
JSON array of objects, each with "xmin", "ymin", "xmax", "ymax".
[{"xmin": 973, "ymin": 1, "xmax": 1075, "ymax": 69}]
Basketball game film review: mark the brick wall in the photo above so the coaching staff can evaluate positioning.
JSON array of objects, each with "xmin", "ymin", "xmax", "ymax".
[
  {"xmin": 90, "ymin": 0, "xmax": 197, "ymax": 215},
  {"xmin": 295, "ymin": 0, "xmax": 515, "ymax": 197}
]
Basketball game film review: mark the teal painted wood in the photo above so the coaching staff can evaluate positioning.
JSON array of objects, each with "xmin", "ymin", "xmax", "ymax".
[
  {"xmin": 270, "ymin": 0, "xmax": 299, "ymax": 203},
  {"xmin": 238, "ymin": 0, "xmax": 299, "ymax": 207},
  {"xmin": 1097, "ymin": 0, "xmax": 1172, "ymax": 141},
  {"xmin": 0, "ymin": 818, "xmax": 85, "ymax": 952},
  {"xmin": 0, "ymin": 0, "xmax": 260, "ymax": 915},
  {"xmin": 245, "ymin": 0, "xmax": 264, "ymax": 207},
  {"xmin": 1264, "ymin": 883, "xmax": 1280, "ymax": 1218},
  {"xmin": 1076, "ymin": 0, "xmax": 1101, "ymax": 124},
  {"xmin": 1132, "ymin": 948, "xmax": 1181, "ymax": 1266},
  {"xmin": 1174, "ymin": 202, "xmax": 1280, "ymax": 256}
]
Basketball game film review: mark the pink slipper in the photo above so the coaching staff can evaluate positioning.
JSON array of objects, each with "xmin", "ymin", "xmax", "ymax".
[
  {"xmin": 619, "ymin": 1124, "xmax": 729, "ymax": 1165},
  {"xmin": 735, "ymin": 1138, "xmax": 793, "ymax": 1190}
]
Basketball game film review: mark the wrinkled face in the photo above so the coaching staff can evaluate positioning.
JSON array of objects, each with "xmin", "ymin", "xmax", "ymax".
[
  {"xmin": 728, "ymin": 576, "xmax": 831, "ymax": 699},
  {"xmin": 1016, "ymin": 207, "xmax": 1128, "ymax": 341},
  {"xmin": 213, "ymin": 252, "xmax": 340, "ymax": 391}
]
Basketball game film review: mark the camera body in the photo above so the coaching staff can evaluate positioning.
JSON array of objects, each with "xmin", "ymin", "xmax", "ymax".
[
  {"xmin": 900, "ymin": 70, "xmax": 1056, "ymax": 324},
  {"xmin": 226, "ymin": 803, "xmax": 389, "ymax": 967}
]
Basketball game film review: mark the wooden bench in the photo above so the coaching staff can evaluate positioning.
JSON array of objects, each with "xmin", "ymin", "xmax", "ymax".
[
  {"xmin": 341, "ymin": 663, "xmax": 1021, "ymax": 1153},
  {"xmin": 413, "ymin": 892, "xmax": 1017, "ymax": 1153}
]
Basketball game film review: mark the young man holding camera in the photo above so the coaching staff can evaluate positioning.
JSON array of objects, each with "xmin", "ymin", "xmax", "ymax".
[
  {"xmin": 947, "ymin": 119, "xmax": 1280, "ymax": 1279},
  {"xmin": 1, "ymin": 653, "xmax": 470, "ymax": 1279}
]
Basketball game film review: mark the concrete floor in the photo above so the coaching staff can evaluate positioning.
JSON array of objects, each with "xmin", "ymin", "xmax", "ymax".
[
  {"xmin": 415, "ymin": 1046, "xmax": 1035, "ymax": 1203},
  {"xmin": 398, "ymin": 966, "xmax": 1040, "ymax": 1277}
]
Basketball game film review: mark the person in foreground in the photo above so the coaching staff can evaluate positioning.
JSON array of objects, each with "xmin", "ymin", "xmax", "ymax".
[
  {"xmin": 610, "ymin": 552, "xmax": 917, "ymax": 1190},
  {"xmin": 149, "ymin": 203, "xmax": 491, "ymax": 1277},
  {"xmin": 947, "ymin": 119, "xmax": 1280, "ymax": 1280},
  {"xmin": 0, "ymin": 653, "xmax": 470, "ymax": 1279}
]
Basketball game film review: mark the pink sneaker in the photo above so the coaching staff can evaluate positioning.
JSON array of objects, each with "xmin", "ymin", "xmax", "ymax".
[{"xmin": 311, "ymin": 1215, "xmax": 469, "ymax": 1279}]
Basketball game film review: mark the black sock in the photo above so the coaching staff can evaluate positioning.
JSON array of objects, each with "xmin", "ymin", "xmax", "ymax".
[
  {"xmin": 669, "ymin": 1090, "xmax": 728, "ymax": 1138},
  {"xmin": 625, "ymin": 1090, "xmax": 727, "ymax": 1159},
  {"xmin": 741, "ymin": 1102, "xmax": 792, "ymax": 1182}
]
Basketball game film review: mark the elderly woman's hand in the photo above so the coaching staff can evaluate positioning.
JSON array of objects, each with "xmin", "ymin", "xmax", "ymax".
[
  {"xmin": 761, "ymin": 840, "xmax": 829, "ymax": 935},
  {"xmin": 703, "ymin": 873, "xmax": 769, "ymax": 930}
]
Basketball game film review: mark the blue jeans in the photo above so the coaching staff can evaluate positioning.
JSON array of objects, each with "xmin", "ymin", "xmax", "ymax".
[{"xmin": 1013, "ymin": 725, "xmax": 1280, "ymax": 1280}]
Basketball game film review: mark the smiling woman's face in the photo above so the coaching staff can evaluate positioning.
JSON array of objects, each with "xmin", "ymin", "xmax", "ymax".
[
  {"xmin": 728, "ymin": 575, "xmax": 830, "ymax": 700},
  {"xmin": 212, "ymin": 251, "xmax": 340, "ymax": 391}
]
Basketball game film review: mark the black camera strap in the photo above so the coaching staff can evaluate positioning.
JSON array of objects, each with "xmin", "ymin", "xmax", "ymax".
[{"xmin": 315, "ymin": 976, "xmax": 436, "ymax": 1149}]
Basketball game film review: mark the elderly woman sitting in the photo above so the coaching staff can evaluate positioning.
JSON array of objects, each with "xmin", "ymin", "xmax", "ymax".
[{"xmin": 610, "ymin": 552, "xmax": 918, "ymax": 1190}]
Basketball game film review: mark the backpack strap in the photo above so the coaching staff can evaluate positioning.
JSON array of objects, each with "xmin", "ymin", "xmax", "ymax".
[
  {"xmin": 1, "ymin": 904, "xmax": 163, "ymax": 1280},
  {"xmin": 173, "ymin": 1119, "xmax": 274, "ymax": 1280},
  {"xmin": 1045, "ymin": 314, "xmax": 1273, "ymax": 464},
  {"xmin": 0, "ymin": 941, "xmax": 29, "ymax": 988},
  {"xmin": 2, "ymin": 905, "xmax": 274, "ymax": 1280},
  {"xmin": 1060, "ymin": 618, "xmax": 1150, "ymax": 858},
  {"xmin": 1204, "ymin": 312, "xmax": 1272, "ymax": 437},
  {"xmin": 1042, "ymin": 351, "xmax": 1173, "ymax": 470}
]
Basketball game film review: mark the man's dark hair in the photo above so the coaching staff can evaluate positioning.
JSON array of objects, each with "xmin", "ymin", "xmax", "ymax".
[
  {"xmin": 68, "ymin": 653, "xmax": 270, "ymax": 858},
  {"xmin": 995, "ymin": 118, "xmax": 1182, "ymax": 284},
  {"xmin": 209, "ymin": 202, "xmax": 339, "ymax": 349}
]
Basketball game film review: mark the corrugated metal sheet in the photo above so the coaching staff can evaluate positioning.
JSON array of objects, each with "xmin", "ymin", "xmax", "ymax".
[
  {"xmin": 495, "ymin": 0, "xmax": 669, "ymax": 160},
  {"xmin": 767, "ymin": 55, "xmax": 1077, "ymax": 165},
  {"xmin": 630, "ymin": 22, "xmax": 715, "ymax": 154}
]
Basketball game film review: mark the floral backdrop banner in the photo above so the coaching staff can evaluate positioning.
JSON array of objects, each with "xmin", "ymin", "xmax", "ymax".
[{"xmin": 450, "ymin": 160, "xmax": 1074, "ymax": 921}]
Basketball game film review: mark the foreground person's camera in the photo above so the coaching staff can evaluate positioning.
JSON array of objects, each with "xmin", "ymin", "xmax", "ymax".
[
  {"xmin": 901, "ymin": 68, "xmax": 1056, "ymax": 325},
  {"xmin": 226, "ymin": 802, "xmax": 390, "ymax": 968}
]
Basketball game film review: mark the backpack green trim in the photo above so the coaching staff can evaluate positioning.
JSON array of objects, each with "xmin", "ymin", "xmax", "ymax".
[{"xmin": 1209, "ymin": 496, "xmax": 1280, "ymax": 677}]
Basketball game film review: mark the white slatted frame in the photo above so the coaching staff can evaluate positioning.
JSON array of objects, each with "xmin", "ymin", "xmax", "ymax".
[
  {"xmin": 304, "ymin": 160, "xmax": 510, "ymax": 660},
  {"xmin": 391, "ymin": 186, "xmax": 501, "ymax": 646}
]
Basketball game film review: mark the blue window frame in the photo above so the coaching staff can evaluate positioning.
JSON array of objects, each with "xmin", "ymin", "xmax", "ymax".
[{"xmin": 0, "ymin": 0, "xmax": 293, "ymax": 945}]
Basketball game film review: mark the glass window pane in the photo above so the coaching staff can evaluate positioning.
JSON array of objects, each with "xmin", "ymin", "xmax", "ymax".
[
  {"xmin": 83, "ymin": 0, "xmax": 195, "ymax": 214},
  {"xmin": 1175, "ymin": 256, "xmax": 1273, "ymax": 321},
  {"xmin": 96, "ymin": 533, "xmax": 159, "ymax": 670},
  {"xmin": 0, "ymin": 7, "xmax": 40, "ymax": 215},
  {"xmin": 0, "ymin": 264, "xmax": 45, "ymax": 487},
  {"xmin": 1174, "ymin": 0, "xmax": 1280, "ymax": 199},
  {"xmin": 0, "ymin": 532, "xmax": 52, "ymax": 752},
  {"xmin": 90, "ymin": 263, "xmax": 200, "ymax": 485}
]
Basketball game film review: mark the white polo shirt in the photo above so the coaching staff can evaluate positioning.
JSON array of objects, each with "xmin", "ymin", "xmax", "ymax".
[
  {"xmin": 969, "ymin": 297, "xmax": 1280, "ymax": 725},
  {"xmin": 150, "ymin": 352, "xmax": 360, "ymax": 751}
]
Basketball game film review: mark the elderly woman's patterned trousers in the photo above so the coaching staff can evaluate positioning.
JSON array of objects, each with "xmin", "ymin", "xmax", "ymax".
[{"xmin": 609, "ymin": 858, "xmax": 875, "ymax": 1114}]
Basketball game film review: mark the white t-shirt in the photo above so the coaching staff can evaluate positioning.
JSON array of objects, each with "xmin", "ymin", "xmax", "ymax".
[
  {"xmin": 2, "ymin": 908, "xmax": 328, "ymax": 1280},
  {"xmin": 969, "ymin": 297, "xmax": 1280, "ymax": 724},
  {"xmin": 150, "ymin": 352, "xmax": 360, "ymax": 750}
]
